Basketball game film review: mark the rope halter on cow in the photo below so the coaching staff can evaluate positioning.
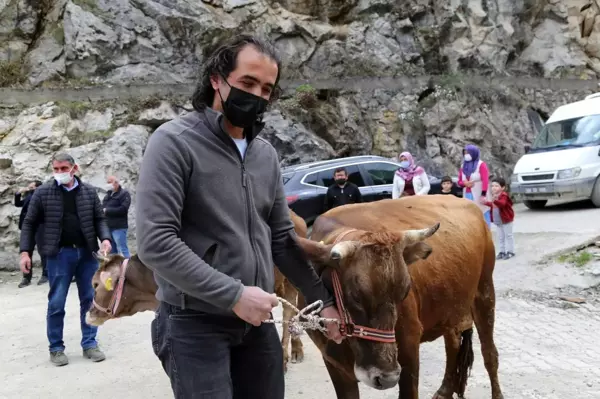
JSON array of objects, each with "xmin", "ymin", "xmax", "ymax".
[
  {"xmin": 263, "ymin": 298, "xmax": 339, "ymax": 338},
  {"xmin": 329, "ymin": 228, "xmax": 397, "ymax": 343},
  {"xmin": 93, "ymin": 258, "xmax": 129, "ymax": 317}
]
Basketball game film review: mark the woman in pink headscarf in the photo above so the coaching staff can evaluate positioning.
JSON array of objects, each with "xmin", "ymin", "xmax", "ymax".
[{"xmin": 392, "ymin": 151, "xmax": 431, "ymax": 198}]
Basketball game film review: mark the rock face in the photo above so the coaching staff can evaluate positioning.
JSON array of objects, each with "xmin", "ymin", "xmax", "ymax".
[
  {"xmin": 2, "ymin": 0, "xmax": 600, "ymax": 84},
  {"xmin": 0, "ymin": 102, "xmax": 150, "ymax": 268},
  {"xmin": 1, "ymin": 0, "xmax": 600, "ymax": 268}
]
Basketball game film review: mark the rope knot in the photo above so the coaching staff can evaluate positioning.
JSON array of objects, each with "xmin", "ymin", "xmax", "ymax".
[{"xmin": 263, "ymin": 297, "xmax": 338, "ymax": 337}]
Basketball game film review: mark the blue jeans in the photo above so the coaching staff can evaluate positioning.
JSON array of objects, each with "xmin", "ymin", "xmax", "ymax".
[
  {"xmin": 110, "ymin": 228, "xmax": 130, "ymax": 258},
  {"xmin": 465, "ymin": 192, "xmax": 491, "ymax": 227},
  {"xmin": 46, "ymin": 247, "xmax": 99, "ymax": 353}
]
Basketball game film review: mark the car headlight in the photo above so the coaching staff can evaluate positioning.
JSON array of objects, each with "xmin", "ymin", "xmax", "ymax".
[
  {"xmin": 510, "ymin": 174, "xmax": 519, "ymax": 183},
  {"xmin": 557, "ymin": 167, "xmax": 582, "ymax": 180}
]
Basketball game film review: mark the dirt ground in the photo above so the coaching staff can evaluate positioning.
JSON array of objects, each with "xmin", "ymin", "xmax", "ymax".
[{"xmin": 2, "ymin": 200, "xmax": 600, "ymax": 399}]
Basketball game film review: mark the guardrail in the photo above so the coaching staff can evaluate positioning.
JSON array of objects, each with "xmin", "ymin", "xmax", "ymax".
[{"xmin": 0, "ymin": 75, "xmax": 599, "ymax": 106}]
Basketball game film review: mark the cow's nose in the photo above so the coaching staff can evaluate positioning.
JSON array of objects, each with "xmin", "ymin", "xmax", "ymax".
[{"xmin": 372, "ymin": 369, "xmax": 401, "ymax": 390}]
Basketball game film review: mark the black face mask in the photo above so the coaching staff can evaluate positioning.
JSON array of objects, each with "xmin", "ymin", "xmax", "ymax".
[
  {"xmin": 219, "ymin": 79, "xmax": 269, "ymax": 128},
  {"xmin": 335, "ymin": 178, "xmax": 346, "ymax": 185}
]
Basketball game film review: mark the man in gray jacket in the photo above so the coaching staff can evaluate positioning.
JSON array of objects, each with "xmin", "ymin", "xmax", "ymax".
[{"xmin": 136, "ymin": 35, "xmax": 342, "ymax": 398}]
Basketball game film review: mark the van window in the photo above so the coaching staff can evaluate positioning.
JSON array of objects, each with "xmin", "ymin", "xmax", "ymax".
[
  {"xmin": 531, "ymin": 115, "xmax": 600, "ymax": 151},
  {"xmin": 304, "ymin": 165, "xmax": 365, "ymax": 187}
]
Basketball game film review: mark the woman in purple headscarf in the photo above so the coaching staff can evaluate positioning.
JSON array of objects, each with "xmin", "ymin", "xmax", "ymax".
[{"xmin": 458, "ymin": 144, "xmax": 491, "ymax": 226}]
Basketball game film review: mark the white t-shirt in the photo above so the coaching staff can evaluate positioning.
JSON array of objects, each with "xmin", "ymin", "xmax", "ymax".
[{"xmin": 232, "ymin": 137, "xmax": 248, "ymax": 160}]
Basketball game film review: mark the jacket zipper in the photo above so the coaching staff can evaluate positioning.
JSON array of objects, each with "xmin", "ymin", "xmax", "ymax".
[{"xmin": 230, "ymin": 138, "xmax": 260, "ymax": 289}]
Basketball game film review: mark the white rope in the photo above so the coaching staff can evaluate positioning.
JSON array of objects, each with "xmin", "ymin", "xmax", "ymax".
[{"xmin": 263, "ymin": 297, "xmax": 339, "ymax": 338}]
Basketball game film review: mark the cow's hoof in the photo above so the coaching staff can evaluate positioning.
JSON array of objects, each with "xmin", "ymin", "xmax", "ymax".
[
  {"xmin": 290, "ymin": 349, "xmax": 304, "ymax": 363},
  {"xmin": 432, "ymin": 389, "xmax": 453, "ymax": 399}
]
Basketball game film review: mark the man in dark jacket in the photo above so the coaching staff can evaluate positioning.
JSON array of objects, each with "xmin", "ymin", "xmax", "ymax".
[
  {"xmin": 19, "ymin": 152, "xmax": 113, "ymax": 367},
  {"xmin": 136, "ymin": 35, "xmax": 342, "ymax": 399},
  {"xmin": 15, "ymin": 180, "xmax": 47, "ymax": 287},
  {"xmin": 102, "ymin": 175, "xmax": 131, "ymax": 258},
  {"xmin": 323, "ymin": 167, "xmax": 363, "ymax": 212}
]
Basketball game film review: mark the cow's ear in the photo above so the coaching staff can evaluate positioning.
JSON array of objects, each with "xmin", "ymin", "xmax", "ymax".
[
  {"xmin": 295, "ymin": 237, "xmax": 333, "ymax": 264},
  {"xmin": 403, "ymin": 242, "xmax": 433, "ymax": 266}
]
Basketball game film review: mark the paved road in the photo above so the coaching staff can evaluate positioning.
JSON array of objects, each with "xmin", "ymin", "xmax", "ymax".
[{"xmin": 1, "ymin": 200, "xmax": 599, "ymax": 399}]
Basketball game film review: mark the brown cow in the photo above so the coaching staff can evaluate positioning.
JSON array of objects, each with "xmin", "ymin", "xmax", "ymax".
[
  {"xmin": 86, "ymin": 210, "xmax": 306, "ymax": 373},
  {"xmin": 295, "ymin": 195, "xmax": 503, "ymax": 399}
]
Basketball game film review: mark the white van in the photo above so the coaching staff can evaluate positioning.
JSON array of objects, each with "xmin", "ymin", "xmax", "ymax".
[{"xmin": 510, "ymin": 93, "xmax": 600, "ymax": 210}]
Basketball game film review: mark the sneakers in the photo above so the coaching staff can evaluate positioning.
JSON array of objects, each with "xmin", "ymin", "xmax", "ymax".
[
  {"xmin": 37, "ymin": 275, "xmax": 48, "ymax": 285},
  {"xmin": 496, "ymin": 252, "xmax": 516, "ymax": 260},
  {"xmin": 83, "ymin": 347, "xmax": 106, "ymax": 363},
  {"xmin": 50, "ymin": 348, "xmax": 106, "ymax": 366},
  {"xmin": 50, "ymin": 351, "xmax": 69, "ymax": 367},
  {"xmin": 18, "ymin": 278, "xmax": 31, "ymax": 288}
]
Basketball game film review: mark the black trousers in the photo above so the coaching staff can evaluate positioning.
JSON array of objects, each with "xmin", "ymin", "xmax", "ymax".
[
  {"xmin": 152, "ymin": 302, "xmax": 285, "ymax": 399},
  {"xmin": 23, "ymin": 231, "xmax": 47, "ymax": 280}
]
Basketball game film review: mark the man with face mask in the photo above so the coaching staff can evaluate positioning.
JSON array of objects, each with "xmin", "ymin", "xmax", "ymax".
[
  {"xmin": 19, "ymin": 152, "xmax": 113, "ymax": 367},
  {"xmin": 101, "ymin": 175, "xmax": 131, "ymax": 258},
  {"xmin": 15, "ymin": 180, "xmax": 47, "ymax": 287},
  {"xmin": 135, "ymin": 35, "xmax": 342, "ymax": 399},
  {"xmin": 323, "ymin": 167, "xmax": 363, "ymax": 212}
]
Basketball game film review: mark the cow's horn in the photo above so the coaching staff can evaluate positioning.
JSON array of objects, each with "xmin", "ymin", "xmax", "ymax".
[
  {"xmin": 403, "ymin": 222, "xmax": 441, "ymax": 244},
  {"xmin": 330, "ymin": 241, "xmax": 359, "ymax": 260}
]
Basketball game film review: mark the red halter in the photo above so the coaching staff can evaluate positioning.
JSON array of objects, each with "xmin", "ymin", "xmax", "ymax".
[
  {"xmin": 93, "ymin": 258, "xmax": 129, "ymax": 317},
  {"xmin": 329, "ymin": 230, "xmax": 397, "ymax": 343}
]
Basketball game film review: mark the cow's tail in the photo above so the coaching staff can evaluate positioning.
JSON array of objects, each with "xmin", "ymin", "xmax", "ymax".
[{"xmin": 456, "ymin": 327, "xmax": 474, "ymax": 397}]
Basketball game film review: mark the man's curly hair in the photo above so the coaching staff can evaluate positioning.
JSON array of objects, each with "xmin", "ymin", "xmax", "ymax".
[{"xmin": 191, "ymin": 34, "xmax": 282, "ymax": 112}]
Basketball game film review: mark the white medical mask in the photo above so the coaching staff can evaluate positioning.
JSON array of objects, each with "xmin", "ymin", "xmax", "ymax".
[
  {"xmin": 105, "ymin": 184, "xmax": 114, "ymax": 191},
  {"xmin": 54, "ymin": 168, "xmax": 73, "ymax": 185},
  {"xmin": 464, "ymin": 154, "xmax": 472, "ymax": 162},
  {"xmin": 399, "ymin": 160, "xmax": 410, "ymax": 169}
]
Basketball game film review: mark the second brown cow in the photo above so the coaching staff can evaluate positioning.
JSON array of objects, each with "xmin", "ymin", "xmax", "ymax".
[{"xmin": 86, "ymin": 210, "xmax": 307, "ymax": 373}]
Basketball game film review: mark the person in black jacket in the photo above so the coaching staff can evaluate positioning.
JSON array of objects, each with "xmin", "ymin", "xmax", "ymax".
[
  {"xmin": 323, "ymin": 167, "xmax": 363, "ymax": 212},
  {"xmin": 19, "ymin": 152, "xmax": 113, "ymax": 367},
  {"xmin": 14, "ymin": 180, "xmax": 47, "ymax": 287},
  {"xmin": 102, "ymin": 176, "xmax": 131, "ymax": 258}
]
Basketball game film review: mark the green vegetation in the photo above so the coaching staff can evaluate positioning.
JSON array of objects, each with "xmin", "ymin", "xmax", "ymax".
[
  {"xmin": 0, "ymin": 59, "xmax": 26, "ymax": 87},
  {"xmin": 295, "ymin": 84, "xmax": 317, "ymax": 108},
  {"xmin": 558, "ymin": 250, "xmax": 594, "ymax": 268},
  {"xmin": 66, "ymin": 129, "xmax": 115, "ymax": 147},
  {"xmin": 124, "ymin": 95, "xmax": 163, "ymax": 124},
  {"xmin": 55, "ymin": 100, "xmax": 95, "ymax": 119}
]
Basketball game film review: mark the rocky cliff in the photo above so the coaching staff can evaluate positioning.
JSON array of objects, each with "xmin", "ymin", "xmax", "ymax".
[{"xmin": 1, "ymin": 0, "xmax": 600, "ymax": 268}]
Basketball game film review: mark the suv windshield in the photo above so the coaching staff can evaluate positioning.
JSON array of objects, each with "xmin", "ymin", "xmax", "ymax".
[{"xmin": 531, "ymin": 114, "xmax": 600, "ymax": 151}]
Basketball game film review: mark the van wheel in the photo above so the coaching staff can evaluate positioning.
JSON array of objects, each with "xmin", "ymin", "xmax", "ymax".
[
  {"xmin": 591, "ymin": 177, "xmax": 600, "ymax": 207},
  {"xmin": 523, "ymin": 200, "xmax": 547, "ymax": 210}
]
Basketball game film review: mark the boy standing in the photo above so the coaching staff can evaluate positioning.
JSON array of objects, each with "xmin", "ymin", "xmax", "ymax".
[
  {"xmin": 440, "ymin": 176, "xmax": 458, "ymax": 196},
  {"xmin": 480, "ymin": 177, "xmax": 515, "ymax": 259}
]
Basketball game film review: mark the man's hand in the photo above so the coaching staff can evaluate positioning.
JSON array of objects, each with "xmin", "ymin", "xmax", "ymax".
[
  {"xmin": 320, "ymin": 306, "xmax": 343, "ymax": 344},
  {"xmin": 19, "ymin": 252, "xmax": 31, "ymax": 274},
  {"xmin": 232, "ymin": 286, "xmax": 279, "ymax": 326},
  {"xmin": 100, "ymin": 239, "xmax": 112, "ymax": 255}
]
